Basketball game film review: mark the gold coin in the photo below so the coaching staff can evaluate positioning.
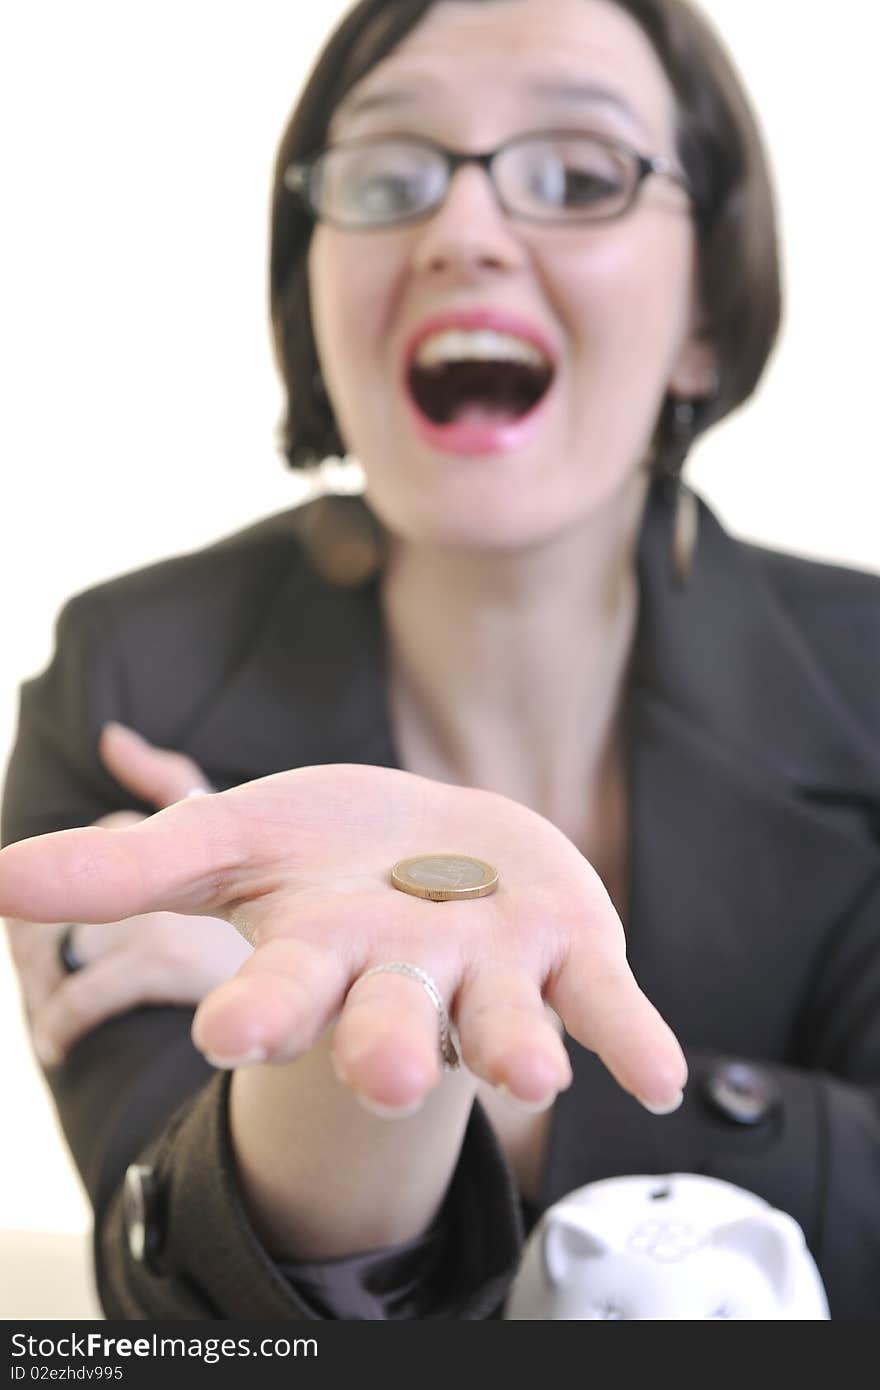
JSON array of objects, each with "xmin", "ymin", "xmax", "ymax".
[{"xmin": 390, "ymin": 854, "xmax": 499, "ymax": 901}]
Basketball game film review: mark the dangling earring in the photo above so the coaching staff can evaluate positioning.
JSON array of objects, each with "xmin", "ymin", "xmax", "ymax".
[
  {"xmin": 298, "ymin": 492, "xmax": 387, "ymax": 588},
  {"xmin": 669, "ymin": 399, "xmax": 699, "ymax": 589}
]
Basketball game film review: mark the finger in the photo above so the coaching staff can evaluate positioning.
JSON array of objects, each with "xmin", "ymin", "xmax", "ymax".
[
  {"xmin": 48, "ymin": 918, "xmax": 132, "ymax": 972},
  {"xmin": 30, "ymin": 947, "xmax": 203, "ymax": 1065},
  {"xmin": 191, "ymin": 938, "xmax": 352, "ymax": 1069},
  {"xmin": 546, "ymin": 937, "xmax": 687, "ymax": 1113},
  {"xmin": 0, "ymin": 796, "xmax": 245, "ymax": 923},
  {"xmin": 4, "ymin": 917, "xmax": 62, "ymax": 1016},
  {"xmin": 4, "ymin": 914, "xmax": 42, "ymax": 975},
  {"xmin": 99, "ymin": 721, "xmax": 214, "ymax": 808},
  {"xmin": 454, "ymin": 963, "xmax": 572, "ymax": 1107},
  {"xmin": 328, "ymin": 966, "xmax": 454, "ymax": 1114},
  {"xmin": 95, "ymin": 811, "xmax": 147, "ymax": 830}
]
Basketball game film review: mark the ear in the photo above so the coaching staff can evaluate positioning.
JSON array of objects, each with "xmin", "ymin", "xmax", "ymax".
[
  {"xmin": 709, "ymin": 1212, "xmax": 807, "ymax": 1305},
  {"xmin": 667, "ymin": 332, "xmax": 719, "ymax": 400},
  {"xmin": 668, "ymin": 262, "xmax": 720, "ymax": 401},
  {"xmin": 542, "ymin": 1211, "xmax": 613, "ymax": 1288}
]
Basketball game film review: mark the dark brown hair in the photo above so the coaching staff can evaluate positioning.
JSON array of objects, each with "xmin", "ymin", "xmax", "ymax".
[{"xmin": 269, "ymin": 0, "xmax": 782, "ymax": 477}]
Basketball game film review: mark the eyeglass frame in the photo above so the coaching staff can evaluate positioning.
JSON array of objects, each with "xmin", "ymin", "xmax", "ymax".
[{"xmin": 283, "ymin": 127, "xmax": 692, "ymax": 230}]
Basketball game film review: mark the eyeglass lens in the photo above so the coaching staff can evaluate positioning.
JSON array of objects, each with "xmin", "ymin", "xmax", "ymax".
[{"xmin": 312, "ymin": 135, "xmax": 636, "ymax": 225}]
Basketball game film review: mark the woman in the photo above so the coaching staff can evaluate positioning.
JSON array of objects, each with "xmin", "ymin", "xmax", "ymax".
[{"xmin": 2, "ymin": 0, "xmax": 879, "ymax": 1319}]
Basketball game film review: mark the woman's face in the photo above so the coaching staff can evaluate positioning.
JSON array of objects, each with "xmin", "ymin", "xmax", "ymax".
[{"xmin": 308, "ymin": 0, "xmax": 716, "ymax": 551}]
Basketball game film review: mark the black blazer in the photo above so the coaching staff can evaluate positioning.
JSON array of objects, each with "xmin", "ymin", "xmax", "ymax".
[{"xmin": 3, "ymin": 480, "xmax": 880, "ymax": 1320}]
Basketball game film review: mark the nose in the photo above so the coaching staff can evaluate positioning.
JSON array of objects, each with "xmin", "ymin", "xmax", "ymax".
[{"xmin": 410, "ymin": 161, "xmax": 527, "ymax": 275}]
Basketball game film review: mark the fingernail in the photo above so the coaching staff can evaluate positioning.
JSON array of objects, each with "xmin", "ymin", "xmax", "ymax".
[
  {"xmin": 355, "ymin": 1092, "xmax": 425, "ymax": 1120},
  {"xmin": 101, "ymin": 720, "xmax": 133, "ymax": 738},
  {"xmin": 639, "ymin": 1089, "xmax": 684, "ymax": 1115},
  {"xmin": 203, "ymin": 1046, "xmax": 267, "ymax": 1070},
  {"xmin": 496, "ymin": 1083, "xmax": 554, "ymax": 1114}
]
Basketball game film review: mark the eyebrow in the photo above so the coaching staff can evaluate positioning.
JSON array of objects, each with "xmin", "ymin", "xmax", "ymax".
[{"xmin": 334, "ymin": 79, "xmax": 649, "ymax": 137}]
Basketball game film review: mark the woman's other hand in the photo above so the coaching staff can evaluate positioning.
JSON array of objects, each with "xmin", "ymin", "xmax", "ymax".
[
  {"xmin": 0, "ymin": 761, "xmax": 686, "ymax": 1114},
  {"xmin": 5, "ymin": 723, "xmax": 251, "ymax": 1066}
]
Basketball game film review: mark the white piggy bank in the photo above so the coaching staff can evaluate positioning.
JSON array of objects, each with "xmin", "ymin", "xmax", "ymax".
[{"xmin": 504, "ymin": 1174, "xmax": 830, "ymax": 1320}]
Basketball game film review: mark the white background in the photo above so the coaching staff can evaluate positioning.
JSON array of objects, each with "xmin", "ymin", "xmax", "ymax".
[{"xmin": 1, "ymin": 1, "xmax": 878, "ymax": 1240}]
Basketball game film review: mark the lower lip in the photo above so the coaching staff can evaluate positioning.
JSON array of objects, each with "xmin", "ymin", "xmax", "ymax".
[{"xmin": 402, "ymin": 376, "xmax": 556, "ymax": 456}]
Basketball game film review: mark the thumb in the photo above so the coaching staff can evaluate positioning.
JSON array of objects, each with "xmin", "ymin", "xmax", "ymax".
[{"xmin": 99, "ymin": 722, "xmax": 214, "ymax": 811}]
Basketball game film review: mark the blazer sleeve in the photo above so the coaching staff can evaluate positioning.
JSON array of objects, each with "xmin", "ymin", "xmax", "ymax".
[{"xmin": 1, "ymin": 590, "xmax": 522, "ymax": 1319}]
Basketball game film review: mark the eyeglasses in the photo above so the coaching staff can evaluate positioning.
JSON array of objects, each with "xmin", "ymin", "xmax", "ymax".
[{"xmin": 283, "ymin": 129, "xmax": 690, "ymax": 230}]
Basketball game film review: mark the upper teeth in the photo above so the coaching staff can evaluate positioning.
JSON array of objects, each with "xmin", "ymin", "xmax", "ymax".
[{"xmin": 414, "ymin": 329, "xmax": 549, "ymax": 370}]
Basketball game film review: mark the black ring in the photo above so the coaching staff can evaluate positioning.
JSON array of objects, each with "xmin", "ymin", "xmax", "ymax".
[{"xmin": 57, "ymin": 925, "xmax": 85, "ymax": 974}]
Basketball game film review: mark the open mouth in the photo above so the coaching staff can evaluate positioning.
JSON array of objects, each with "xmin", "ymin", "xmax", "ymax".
[
  {"xmin": 407, "ymin": 356, "xmax": 555, "ymax": 425},
  {"xmin": 405, "ymin": 326, "xmax": 556, "ymax": 428}
]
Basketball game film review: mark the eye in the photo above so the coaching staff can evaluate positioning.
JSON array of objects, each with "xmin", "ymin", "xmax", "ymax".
[
  {"xmin": 321, "ymin": 141, "xmax": 442, "ymax": 223},
  {"xmin": 558, "ymin": 168, "xmax": 622, "ymax": 208},
  {"xmin": 520, "ymin": 138, "xmax": 628, "ymax": 212},
  {"xmin": 355, "ymin": 169, "xmax": 425, "ymax": 217}
]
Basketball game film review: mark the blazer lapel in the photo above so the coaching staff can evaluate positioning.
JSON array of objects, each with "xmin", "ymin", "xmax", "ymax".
[
  {"xmin": 188, "ymin": 557, "xmax": 396, "ymax": 785},
  {"xmin": 633, "ymin": 480, "xmax": 880, "ymax": 801},
  {"xmin": 624, "ymin": 482, "xmax": 880, "ymax": 1047}
]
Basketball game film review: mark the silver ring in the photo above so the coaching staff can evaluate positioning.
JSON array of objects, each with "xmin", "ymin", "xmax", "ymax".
[
  {"xmin": 358, "ymin": 962, "xmax": 460, "ymax": 1071},
  {"xmin": 57, "ymin": 925, "xmax": 85, "ymax": 975}
]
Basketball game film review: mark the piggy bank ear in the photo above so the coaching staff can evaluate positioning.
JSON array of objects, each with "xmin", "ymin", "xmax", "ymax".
[
  {"xmin": 543, "ymin": 1211, "xmax": 613, "ymax": 1288},
  {"xmin": 709, "ymin": 1211, "xmax": 807, "ymax": 1304}
]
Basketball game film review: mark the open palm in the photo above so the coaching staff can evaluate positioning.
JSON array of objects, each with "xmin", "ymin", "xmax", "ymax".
[{"xmin": 0, "ymin": 761, "xmax": 686, "ymax": 1114}]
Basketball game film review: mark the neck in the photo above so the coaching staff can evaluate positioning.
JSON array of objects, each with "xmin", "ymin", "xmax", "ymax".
[{"xmin": 380, "ymin": 471, "xmax": 649, "ymax": 822}]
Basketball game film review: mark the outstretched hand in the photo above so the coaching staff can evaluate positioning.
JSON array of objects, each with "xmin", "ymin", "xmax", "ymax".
[{"xmin": 1, "ymin": 750, "xmax": 687, "ymax": 1115}]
